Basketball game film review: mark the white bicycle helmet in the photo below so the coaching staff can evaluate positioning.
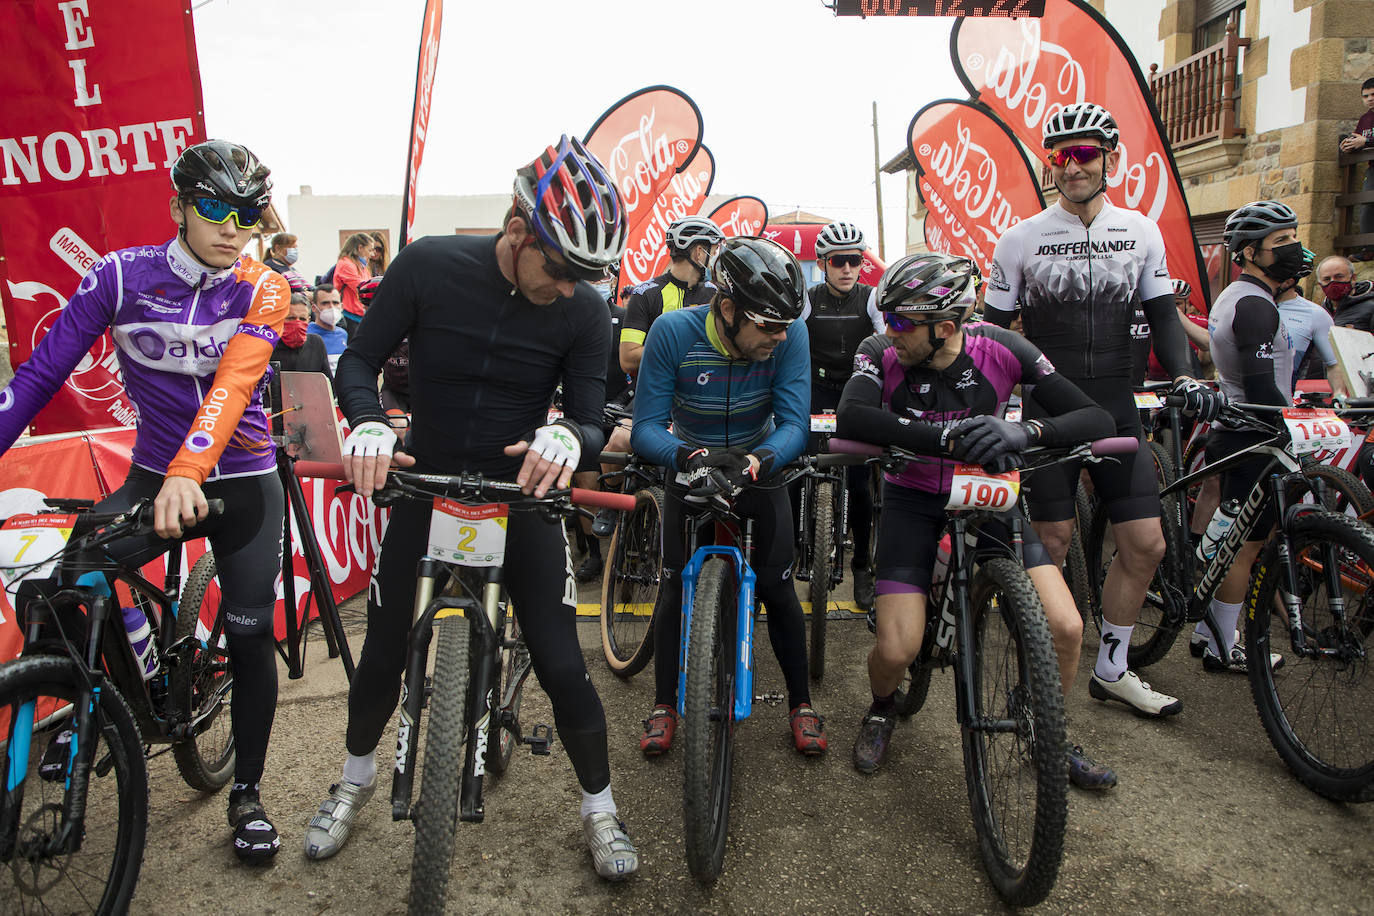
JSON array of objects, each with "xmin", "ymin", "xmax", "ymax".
[
  {"xmin": 1042, "ymin": 103, "xmax": 1119, "ymax": 150},
  {"xmin": 815, "ymin": 221, "xmax": 866, "ymax": 259},
  {"xmin": 513, "ymin": 135, "xmax": 627, "ymax": 275}
]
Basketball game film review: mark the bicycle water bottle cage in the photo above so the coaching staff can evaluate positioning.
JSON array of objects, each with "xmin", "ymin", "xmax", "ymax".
[{"xmin": 523, "ymin": 723, "xmax": 554, "ymax": 756}]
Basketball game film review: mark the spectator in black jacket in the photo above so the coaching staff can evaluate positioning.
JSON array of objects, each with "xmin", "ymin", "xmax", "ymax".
[
  {"xmin": 1318, "ymin": 255, "xmax": 1374, "ymax": 331},
  {"xmin": 272, "ymin": 294, "xmax": 333, "ymax": 381}
]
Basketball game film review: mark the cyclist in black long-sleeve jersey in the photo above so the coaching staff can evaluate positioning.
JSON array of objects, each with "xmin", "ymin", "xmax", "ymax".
[{"xmin": 302, "ymin": 136, "xmax": 640, "ymax": 881}]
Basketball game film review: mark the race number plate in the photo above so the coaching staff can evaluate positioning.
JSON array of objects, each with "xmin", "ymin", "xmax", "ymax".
[
  {"xmin": 0, "ymin": 513, "xmax": 77, "ymax": 587},
  {"xmin": 810, "ymin": 413, "xmax": 837, "ymax": 433},
  {"xmin": 1133, "ymin": 392, "xmax": 1164, "ymax": 409},
  {"xmin": 946, "ymin": 466, "xmax": 1020, "ymax": 511},
  {"xmin": 1282, "ymin": 407, "xmax": 1352, "ymax": 456},
  {"xmin": 428, "ymin": 500, "xmax": 509, "ymax": 567},
  {"xmin": 1003, "ymin": 405, "xmax": 1022, "ymax": 422}
]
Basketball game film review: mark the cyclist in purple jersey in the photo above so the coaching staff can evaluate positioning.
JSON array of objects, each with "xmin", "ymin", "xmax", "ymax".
[
  {"xmin": 984, "ymin": 103, "xmax": 1225, "ymax": 718},
  {"xmin": 0, "ymin": 140, "xmax": 290, "ymax": 862},
  {"xmin": 836, "ymin": 254, "xmax": 1118, "ymax": 787}
]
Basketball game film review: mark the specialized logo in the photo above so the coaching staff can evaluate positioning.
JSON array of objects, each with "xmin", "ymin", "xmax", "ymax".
[
  {"xmin": 1103, "ymin": 632, "xmax": 1121, "ymax": 664},
  {"xmin": 697, "ymin": 371, "xmax": 713, "ymax": 386}
]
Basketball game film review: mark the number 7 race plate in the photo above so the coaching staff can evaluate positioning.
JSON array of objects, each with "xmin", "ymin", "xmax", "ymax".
[
  {"xmin": 946, "ymin": 466, "xmax": 1020, "ymax": 511},
  {"xmin": 1281, "ymin": 407, "xmax": 1352, "ymax": 456},
  {"xmin": 428, "ymin": 500, "xmax": 509, "ymax": 567},
  {"xmin": 0, "ymin": 513, "xmax": 77, "ymax": 588}
]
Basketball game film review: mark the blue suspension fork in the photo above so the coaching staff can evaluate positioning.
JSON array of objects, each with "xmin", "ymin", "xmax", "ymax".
[{"xmin": 677, "ymin": 542, "xmax": 758, "ymax": 723}]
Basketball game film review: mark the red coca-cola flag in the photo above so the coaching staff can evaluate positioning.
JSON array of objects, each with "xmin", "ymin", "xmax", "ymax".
[
  {"xmin": 0, "ymin": 0, "xmax": 206, "ymax": 435},
  {"xmin": 707, "ymin": 196, "xmax": 769, "ymax": 239},
  {"xmin": 618, "ymin": 146, "xmax": 715, "ymax": 286},
  {"xmin": 951, "ymin": 0, "xmax": 1210, "ymax": 308},
  {"xmin": 909, "ymin": 99, "xmax": 1045, "ymax": 276},
  {"xmin": 583, "ymin": 86, "xmax": 705, "ymax": 292},
  {"xmin": 400, "ymin": 0, "xmax": 443, "ymax": 248}
]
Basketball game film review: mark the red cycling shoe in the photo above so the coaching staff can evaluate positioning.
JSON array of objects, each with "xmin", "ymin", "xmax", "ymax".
[
  {"xmin": 639, "ymin": 705, "xmax": 676, "ymax": 756},
  {"xmin": 789, "ymin": 704, "xmax": 828, "ymax": 756}
]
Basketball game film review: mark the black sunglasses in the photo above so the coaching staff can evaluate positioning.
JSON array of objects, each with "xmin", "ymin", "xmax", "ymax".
[
  {"xmin": 537, "ymin": 242, "xmax": 606, "ymax": 284},
  {"xmin": 827, "ymin": 253, "xmax": 864, "ymax": 269}
]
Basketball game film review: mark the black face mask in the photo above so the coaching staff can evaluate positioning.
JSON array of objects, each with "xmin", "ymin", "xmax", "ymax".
[{"xmin": 1259, "ymin": 241, "xmax": 1307, "ymax": 281}]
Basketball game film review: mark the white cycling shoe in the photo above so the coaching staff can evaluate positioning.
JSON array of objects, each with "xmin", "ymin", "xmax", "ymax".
[
  {"xmin": 583, "ymin": 812, "xmax": 639, "ymax": 881},
  {"xmin": 304, "ymin": 778, "xmax": 376, "ymax": 860},
  {"xmin": 1089, "ymin": 670, "xmax": 1183, "ymax": 717}
]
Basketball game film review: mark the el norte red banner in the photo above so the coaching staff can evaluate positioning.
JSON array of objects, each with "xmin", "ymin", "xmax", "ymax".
[
  {"xmin": 707, "ymin": 196, "xmax": 769, "ymax": 240},
  {"xmin": 0, "ymin": 0, "xmax": 206, "ymax": 436},
  {"xmin": 583, "ymin": 86, "xmax": 706, "ymax": 293},
  {"xmin": 400, "ymin": 0, "xmax": 443, "ymax": 248},
  {"xmin": 950, "ymin": 0, "xmax": 1209, "ymax": 308},
  {"xmin": 909, "ymin": 99, "xmax": 1045, "ymax": 275}
]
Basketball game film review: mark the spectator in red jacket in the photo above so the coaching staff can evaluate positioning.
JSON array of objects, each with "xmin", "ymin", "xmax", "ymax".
[
  {"xmin": 334, "ymin": 232, "xmax": 376, "ymax": 339},
  {"xmin": 1339, "ymin": 77, "xmax": 1374, "ymax": 261}
]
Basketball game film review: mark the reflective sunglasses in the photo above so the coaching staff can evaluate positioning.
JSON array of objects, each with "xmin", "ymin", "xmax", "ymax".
[
  {"xmin": 827, "ymin": 253, "xmax": 864, "ymax": 269},
  {"xmin": 537, "ymin": 242, "xmax": 606, "ymax": 284},
  {"xmin": 742, "ymin": 310, "xmax": 793, "ymax": 335},
  {"xmin": 1046, "ymin": 145, "xmax": 1107, "ymax": 168},
  {"xmin": 883, "ymin": 311, "xmax": 947, "ymax": 334},
  {"xmin": 187, "ymin": 196, "xmax": 264, "ymax": 229}
]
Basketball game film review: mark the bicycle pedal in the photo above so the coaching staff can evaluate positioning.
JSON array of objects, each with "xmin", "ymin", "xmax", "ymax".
[
  {"xmin": 754, "ymin": 692, "xmax": 785, "ymax": 707},
  {"xmin": 523, "ymin": 723, "xmax": 554, "ymax": 756}
]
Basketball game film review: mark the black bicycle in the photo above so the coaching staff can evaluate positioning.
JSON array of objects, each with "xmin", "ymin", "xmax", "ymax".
[
  {"xmin": 0, "ymin": 497, "xmax": 233, "ymax": 915},
  {"xmin": 596, "ymin": 449, "xmax": 666, "ymax": 677},
  {"xmin": 831, "ymin": 435, "xmax": 1137, "ymax": 905},
  {"xmin": 793, "ymin": 450, "xmax": 867, "ymax": 680},
  {"xmin": 351, "ymin": 469, "xmax": 632, "ymax": 915}
]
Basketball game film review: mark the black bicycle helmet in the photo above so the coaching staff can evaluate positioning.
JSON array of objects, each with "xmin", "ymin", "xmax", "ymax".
[
  {"xmin": 875, "ymin": 253, "xmax": 979, "ymax": 320},
  {"xmin": 171, "ymin": 140, "xmax": 272, "ymax": 207},
  {"xmin": 710, "ymin": 237, "xmax": 805, "ymax": 322},
  {"xmin": 667, "ymin": 216, "xmax": 725, "ymax": 256},
  {"xmin": 1042, "ymin": 102, "xmax": 1119, "ymax": 150},
  {"xmin": 1223, "ymin": 200, "xmax": 1298, "ymax": 258}
]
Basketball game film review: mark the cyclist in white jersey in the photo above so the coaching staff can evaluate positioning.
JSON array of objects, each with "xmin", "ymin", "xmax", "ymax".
[{"xmin": 984, "ymin": 102, "xmax": 1225, "ymax": 718}]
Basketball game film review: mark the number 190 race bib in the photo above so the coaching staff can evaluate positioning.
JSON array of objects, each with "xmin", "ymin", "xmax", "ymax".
[
  {"xmin": 1282, "ymin": 408, "xmax": 1352, "ymax": 456},
  {"xmin": 947, "ymin": 466, "xmax": 1020, "ymax": 511},
  {"xmin": 428, "ymin": 500, "xmax": 509, "ymax": 567}
]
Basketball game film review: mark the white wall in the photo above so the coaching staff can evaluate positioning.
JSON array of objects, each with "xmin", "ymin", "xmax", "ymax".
[{"xmin": 1254, "ymin": 1, "xmax": 1311, "ymax": 134}]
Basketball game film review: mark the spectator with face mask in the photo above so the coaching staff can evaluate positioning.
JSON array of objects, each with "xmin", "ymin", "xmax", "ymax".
[
  {"xmin": 273, "ymin": 293, "xmax": 333, "ymax": 381},
  {"xmin": 263, "ymin": 233, "xmax": 299, "ymax": 275},
  {"xmin": 309, "ymin": 284, "xmax": 349, "ymax": 371},
  {"xmin": 1317, "ymin": 255, "xmax": 1374, "ymax": 331}
]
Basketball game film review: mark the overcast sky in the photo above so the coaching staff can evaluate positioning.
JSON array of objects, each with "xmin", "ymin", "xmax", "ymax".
[{"xmin": 192, "ymin": 0, "xmax": 966, "ymax": 261}]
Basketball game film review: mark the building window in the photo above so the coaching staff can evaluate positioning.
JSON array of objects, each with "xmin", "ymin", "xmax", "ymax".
[{"xmin": 1195, "ymin": 1, "xmax": 1244, "ymax": 53}]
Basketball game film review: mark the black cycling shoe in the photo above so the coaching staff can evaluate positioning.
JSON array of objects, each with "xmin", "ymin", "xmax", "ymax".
[
  {"xmin": 852, "ymin": 565, "xmax": 875, "ymax": 613},
  {"xmin": 590, "ymin": 508, "xmax": 618, "ymax": 538},
  {"xmin": 576, "ymin": 553, "xmax": 603, "ymax": 584},
  {"xmin": 852, "ymin": 712, "xmax": 895, "ymax": 774},
  {"xmin": 1068, "ymin": 743, "xmax": 1117, "ymax": 790},
  {"xmin": 229, "ymin": 794, "xmax": 281, "ymax": 864}
]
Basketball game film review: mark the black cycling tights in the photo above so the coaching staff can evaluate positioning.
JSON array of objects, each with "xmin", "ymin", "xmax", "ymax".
[
  {"xmin": 346, "ymin": 497, "xmax": 610, "ymax": 793},
  {"xmin": 93, "ymin": 467, "xmax": 284, "ymax": 788},
  {"xmin": 652, "ymin": 481, "xmax": 811, "ymax": 712}
]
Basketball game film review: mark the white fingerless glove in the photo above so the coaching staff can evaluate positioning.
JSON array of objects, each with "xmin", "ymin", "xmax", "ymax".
[
  {"xmin": 343, "ymin": 421, "xmax": 398, "ymax": 461},
  {"xmin": 529, "ymin": 422, "xmax": 582, "ymax": 470}
]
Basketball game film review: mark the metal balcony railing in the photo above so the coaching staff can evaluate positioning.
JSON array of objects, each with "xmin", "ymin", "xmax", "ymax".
[{"xmin": 1148, "ymin": 22, "xmax": 1249, "ymax": 151}]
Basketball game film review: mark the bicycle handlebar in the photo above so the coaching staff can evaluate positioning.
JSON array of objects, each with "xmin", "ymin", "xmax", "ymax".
[{"xmin": 826, "ymin": 436, "xmax": 1138, "ymax": 461}]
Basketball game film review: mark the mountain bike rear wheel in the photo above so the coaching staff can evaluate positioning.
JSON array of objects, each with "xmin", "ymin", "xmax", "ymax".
[
  {"xmin": 808, "ymin": 480, "xmax": 835, "ymax": 681},
  {"xmin": 600, "ymin": 487, "xmax": 665, "ymax": 677},
  {"xmin": 170, "ymin": 551, "xmax": 236, "ymax": 792}
]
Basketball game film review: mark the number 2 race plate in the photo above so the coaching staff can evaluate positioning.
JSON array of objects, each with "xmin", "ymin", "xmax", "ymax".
[
  {"xmin": 947, "ymin": 466, "xmax": 1020, "ymax": 511},
  {"xmin": 1282, "ymin": 407, "xmax": 1352, "ymax": 456},
  {"xmin": 428, "ymin": 500, "xmax": 509, "ymax": 567},
  {"xmin": 0, "ymin": 513, "xmax": 76, "ymax": 588}
]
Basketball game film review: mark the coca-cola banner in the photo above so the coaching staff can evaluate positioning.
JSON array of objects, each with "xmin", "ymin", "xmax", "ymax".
[
  {"xmin": 400, "ymin": 0, "xmax": 443, "ymax": 248},
  {"xmin": 909, "ymin": 99, "xmax": 1045, "ymax": 276},
  {"xmin": 0, "ymin": 0, "xmax": 206, "ymax": 435},
  {"xmin": 618, "ymin": 145, "xmax": 714, "ymax": 286},
  {"xmin": 707, "ymin": 196, "xmax": 769, "ymax": 240},
  {"xmin": 582, "ymin": 86, "xmax": 705, "ymax": 292},
  {"xmin": 951, "ymin": 0, "xmax": 1210, "ymax": 307},
  {"xmin": 763, "ymin": 223, "xmax": 887, "ymax": 287}
]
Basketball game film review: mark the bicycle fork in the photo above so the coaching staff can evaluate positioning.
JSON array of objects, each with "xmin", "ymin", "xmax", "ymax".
[{"xmin": 677, "ymin": 546, "xmax": 758, "ymax": 722}]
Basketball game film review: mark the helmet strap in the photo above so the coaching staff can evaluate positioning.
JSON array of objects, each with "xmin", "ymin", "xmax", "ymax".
[
  {"xmin": 508, "ymin": 233, "xmax": 534, "ymax": 298},
  {"xmin": 911, "ymin": 323, "xmax": 947, "ymax": 371}
]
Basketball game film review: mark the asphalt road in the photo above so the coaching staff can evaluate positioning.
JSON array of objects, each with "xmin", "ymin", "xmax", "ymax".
[{"xmin": 129, "ymin": 570, "xmax": 1373, "ymax": 915}]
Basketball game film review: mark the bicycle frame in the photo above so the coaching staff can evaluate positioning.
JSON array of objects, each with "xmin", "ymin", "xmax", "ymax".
[{"xmin": 678, "ymin": 542, "xmax": 757, "ymax": 722}]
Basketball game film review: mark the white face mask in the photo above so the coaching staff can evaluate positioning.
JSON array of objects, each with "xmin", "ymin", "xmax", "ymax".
[
  {"xmin": 319, "ymin": 307, "xmax": 342, "ymax": 326},
  {"xmin": 285, "ymin": 247, "xmax": 299, "ymax": 264}
]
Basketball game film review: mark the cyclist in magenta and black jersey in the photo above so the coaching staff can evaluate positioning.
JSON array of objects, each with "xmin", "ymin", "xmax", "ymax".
[
  {"xmin": 984, "ymin": 102, "xmax": 1225, "ymax": 719},
  {"xmin": 0, "ymin": 140, "xmax": 290, "ymax": 862},
  {"xmin": 836, "ymin": 253, "xmax": 1118, "ymax": 788}
]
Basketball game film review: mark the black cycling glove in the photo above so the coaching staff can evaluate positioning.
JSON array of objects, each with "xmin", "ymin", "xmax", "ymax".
[
  {"xmin": 950, "ymin": 415, "xmax": 1032, "ymax": 467},
  {"xmin": 1172, "ymin": 377, "xmax": 1227, "ymax": 423}
]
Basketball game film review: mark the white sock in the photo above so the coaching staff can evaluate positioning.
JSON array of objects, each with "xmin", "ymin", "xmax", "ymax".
[
  {"xmin": 1095, "ymin": 622, "xmax": 1133, "ymax": 681},
  {"xmin": 1209, "ymin": 600, "xmax": 1243, "ymax": 656},
  {"xmin": 580, "ymin": 784, "xmax": 617, "ymax": 819},
  {"xmin": 341, "ymin": 751, "xmax": 376, "ymax": 787}
]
